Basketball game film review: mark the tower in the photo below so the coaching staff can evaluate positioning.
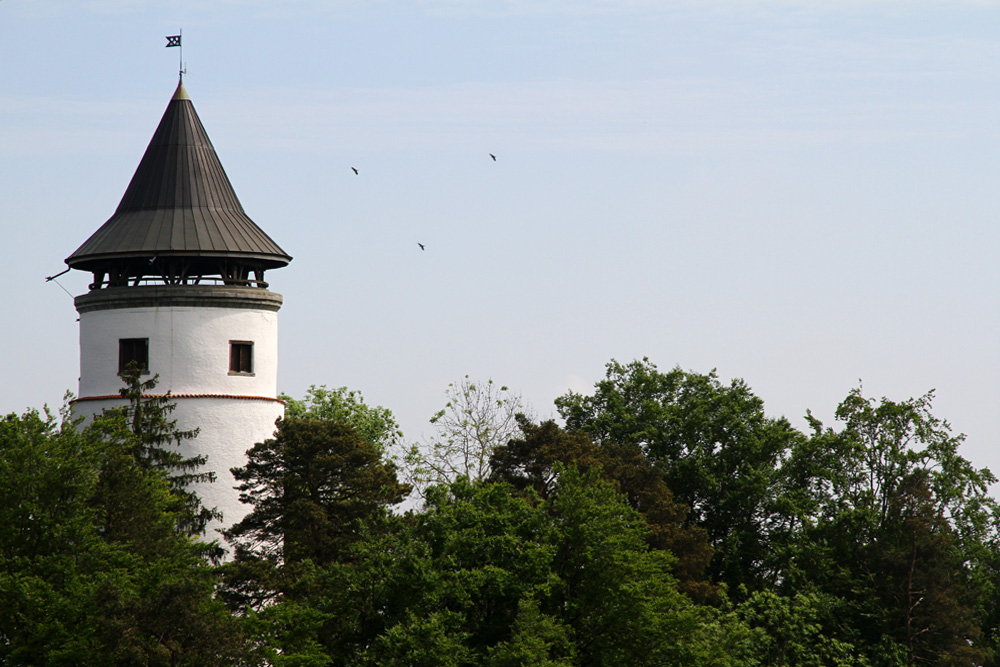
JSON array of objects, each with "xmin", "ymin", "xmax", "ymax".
[{"xmin": 65, "ymin": 79, "xmax": 291, "ymax": 537}]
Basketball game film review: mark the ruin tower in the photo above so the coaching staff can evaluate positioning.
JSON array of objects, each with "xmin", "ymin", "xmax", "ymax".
[{"xmin": 65, "ymin": 78, "xmax": 291, "ymax": 538}]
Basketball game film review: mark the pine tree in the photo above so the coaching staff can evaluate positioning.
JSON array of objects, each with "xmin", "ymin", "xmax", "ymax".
[{"xmin": 106, "ymin": 365, "xmax": 220, "ymax": 540}]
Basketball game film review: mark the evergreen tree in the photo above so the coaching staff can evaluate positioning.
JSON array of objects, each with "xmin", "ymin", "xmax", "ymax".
[
  {"xmin": 226, "ymin": 417, "xmax": 409, "ymax": 568},
  {"xmin": 106, "ymin": 365, "xmax": 220, "ymax": 539},
  {"xmin": 281, "ymin": 384, "xmax": 403, "ymax": 453},
  {"xmin": 222, "ymin": 416, "xmax": 410, "ymax": 615}
]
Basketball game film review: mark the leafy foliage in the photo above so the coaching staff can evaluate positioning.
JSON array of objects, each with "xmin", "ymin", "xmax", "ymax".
[
  {"xmin": 732, "ymin": 589, "xmax": 869, "ymax": 667},
  {"xmin": 556, "ymin": 358, "xmax": 802, "ymax": 590},
  {"xmin": 556, "ymin": 358, "xmax": 1000, "ymax": 664},
  {"xmin": 5, "ymin": 364, "xmax": 998, "ymax": 666},
  {"xmin": 490, "ymin": 416, "xmax": 715, "ymax": 601},
  {"xmin": 260, "ymin": 472, "xmax": 738, "ymax": 666},
  {"xmin": 281, "ymin": 385, "xmax": 403, "ymax": 453},
  {"xmin": 779, "ymin": 390, "xmax": 997, "ymax": 666},
  {"xmin": 405, "ymin": 376, "xmax": 527, "ymax": 493},
  {"xmin": 0, "ymin": 393, "xmax": 249, "ymax": 666}
]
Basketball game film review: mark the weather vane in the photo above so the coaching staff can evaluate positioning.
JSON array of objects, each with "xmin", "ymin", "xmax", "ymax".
[{"xmin": 165, "ymin": 30, "xmax": 185, "ymax": 80}]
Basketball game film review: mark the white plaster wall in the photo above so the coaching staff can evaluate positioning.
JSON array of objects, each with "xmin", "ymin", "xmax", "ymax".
[
  {"xmin": 79, "ymin": 305, "xmax": 278, "ymax": 398},
  {"xmin": 179, "ymin": 396, "xmax": 283, "ymax": 540},
  {"xmin": 74, "ymin": 395, "xmax": 283, "ymax": 545},
  {"xmin": 76, "ymin": 301, "xmax": 283, "ymax": 544}
]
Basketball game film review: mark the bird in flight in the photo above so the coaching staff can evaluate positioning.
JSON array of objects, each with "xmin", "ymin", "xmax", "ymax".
[
  {"xmin": 417, "ymin": 243, "xmax": 425, "ymax": 251},
  {"xmin": 351, "ymin": 167, "xmax": 358, "ymax": 175},
  {"xmin": 489, "ymin": 153, "xmax": 496, "ymax": 161}
]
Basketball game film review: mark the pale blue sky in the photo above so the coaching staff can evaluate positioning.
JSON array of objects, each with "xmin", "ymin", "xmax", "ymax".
[{"xmin": 2, "ymin": 1, "xmax": 997, "ymax": 475}]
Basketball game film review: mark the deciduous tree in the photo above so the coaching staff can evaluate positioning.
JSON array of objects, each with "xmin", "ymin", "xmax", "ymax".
[
  {"xmin": 556, "ymin": 358, "xmax": 800, "ymax": 590},
  {"xmin": 781, "ymin": 389, "xmax": 997, "ymax": 666},
  {"xmin": 281, "ymin": 384, "xmax": 403, "ymax": 454},
  {"xmin": 490, "ymin": 416, "xmax": 715, "ymax": 600},
  {"xmin": 405, "ymin": 377, "xmax": 527, "ymax": 494}
]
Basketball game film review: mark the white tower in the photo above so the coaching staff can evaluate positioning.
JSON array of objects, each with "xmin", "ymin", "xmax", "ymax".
[{"xmin": 65, "ymin": 79, "xmax": 292, "ymax": 538}]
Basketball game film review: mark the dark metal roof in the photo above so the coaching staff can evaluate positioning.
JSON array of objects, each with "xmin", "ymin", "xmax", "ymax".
[{"xmin": 66, "ymin": 80, "xmax": 291, "ymax": 272}]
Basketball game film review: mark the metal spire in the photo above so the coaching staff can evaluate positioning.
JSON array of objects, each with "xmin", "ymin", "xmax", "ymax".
[{"xmin": 165, "ymin": 30, "xmax": 184, "ymax": 81}]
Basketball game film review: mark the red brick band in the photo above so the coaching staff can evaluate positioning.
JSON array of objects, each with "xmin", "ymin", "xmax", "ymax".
[{"xmin": 73, "ymin": 393, "xmax": 286, "ymax": 404}]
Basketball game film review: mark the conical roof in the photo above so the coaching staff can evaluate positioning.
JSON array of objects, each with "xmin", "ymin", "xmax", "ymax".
[{"xmin": 66, "ymin": 80, "xmax": 291, "ymax": 273}]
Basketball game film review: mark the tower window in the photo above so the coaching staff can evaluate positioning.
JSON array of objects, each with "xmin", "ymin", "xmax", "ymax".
[
  {"xmin": 229, "ymin": 341, "xmax": 254, "ymax": 375},
  {"xmin": 119, "ymin": 338, "xmax": 149, "ymax": 374}
]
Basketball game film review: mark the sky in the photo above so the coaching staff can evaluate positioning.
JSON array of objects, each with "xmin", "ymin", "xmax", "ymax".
[{"xmin": 1, "ymin": 1, "xmax": 998, "ymax": 478}]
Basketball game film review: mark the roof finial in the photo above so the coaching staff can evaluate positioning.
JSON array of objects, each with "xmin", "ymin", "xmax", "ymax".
[{"xmin": 165, "ymin": 30, "xmax": 184, "ymax": 82}]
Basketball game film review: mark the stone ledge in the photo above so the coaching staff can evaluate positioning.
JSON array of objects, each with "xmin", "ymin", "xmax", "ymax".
[{"xmin": 75, "ymin": 286, "xmax": 284, "ymax": 313}]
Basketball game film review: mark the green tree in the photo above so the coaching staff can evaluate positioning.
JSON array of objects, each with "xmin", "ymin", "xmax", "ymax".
[
  {"xmin": 872, "ymin": 471, "xmax": 983, "ymax": 666},
  {"xmin": 223, "ymin": 417, "xmax": 410, "ymax": 614},
  {"xmin": 281, "ymin": 385, "xmax": 403, "ymax": 453},
  {"xmin": 731, "ymin": 588, "xmax": 869, "ymax": 667},
  {"xmin": 405, "ymin": 377, "xmax": 527, "ymax": 494},
  {"xmin": 0, "ymin": 406, "xmax": 108, "ymax": 664},
  {"xmin": 779, "ymin": 389, "xmax": 996, "ymax": 666},
  {"xmin": 224, "ymin": 386, "xmax": 411, "ymax": 652},
  {"xmin": 484, "ymin": 599, "xmax": 575, "ymax": 667},
  {"xmin": 350, "ymin": 473, "xmax": 735, "ymax": 666},
  {"xmin": 0, "ymin": 401, "xmax": 249, "ymax": 666},
  {"xmin": 106, "ymin": 365, "xmax": 220, "ymax": 539},
  {"xmin": 97, "ymin": 375, "xmax": 249, "ymax": 666},
  {"xmin": 360, "ymin": 610, "xmax": 473, "ymax": 667},
  {"xmin": 544, "ymin": 468, "xmax": 730, "ymax": 666},
  {"xmin": 831, "ymin": 389, "xmax": 997, "ymax": 551},
  {"xmin": 226, "ymin": 417, "xmax": 409, "ymax": 567},
  {"xmin": 231, "ymin": 462, "xmax": 740, "ymax": 665},
  {"xmin": 489, "ymin": 417, "xmax": 601, "ymax": 500},
  {"xmin": 490, "ymin": 417, "xmax": 715, "ymax": 601},
  {"xmin": 556, "ymin": 358, "xmax": 801, "ymax": 590}
]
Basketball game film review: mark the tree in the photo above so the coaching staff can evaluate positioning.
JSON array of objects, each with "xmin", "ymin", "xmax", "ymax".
[
  {"xmin": 223, "ymin": 417, "xmax": 410, "ymax": 613},
  {"xmin": 490, "ymin": 416, "xmax": 715, "ymax": 601},
  {"xmin": 489, "ymin": 416, "xmax": 601, "ymax": 500},
  {"xmin": 339, "ymin": 473, "xmax": 735, "ymax": 666},
  {"xmin": 114, "ymin": 366, "xmax": 202, "ymax": 479},
  {"xmin": 0, "ymin": 401, "xmax": 250, "ymax": 666},
  {"xmin": 95, "ymin": 375, "xmax": 250, "ymax": 665},
  {"xmin": 556, "ymin": 358, "xmax": 801, "ymax": 590},
  {"xmin": 223, "ymin": 385, "xmax": 411, "ymax": 644},
  {"xmin": 779, "ymin": 389, "xmax": 996, "ymax": 666},
  {"xmin": 871, "ymin": 471, "xmax": 983, "ymax": 666},
  {"xmin": 106, "ymin": 365, "xmax": 219, "ymax": 539},
  {"xmin": 230, "ymin": 462, "xmax": 741, "ymax": 666},
  {"xmin": 227, "ymin": 417, "xmax": 409, "ymax": 566},
  {"xmin": 403, "ymin": 377, "xmax": 527, "ymax": 495},
  {"xmin": 0, "ymin": 405, "xmax": 108, "ymax": 664},
  {"xmin": 832, "ymin": 388, "xmax": 998, "ymax": 549},
  {"xmin": 731, "ymin": 589, "xmax": 869, "ymax": 667},
  {"xmin": 542, "ymin": 468, "xmax": 731, "ymax": 666},
  {"xmin": 281, "ymin": 385, "xmax": 403, "ymax": 454}
]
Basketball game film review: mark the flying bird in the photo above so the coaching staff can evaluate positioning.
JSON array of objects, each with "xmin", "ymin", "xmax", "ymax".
[
  {"xmin": 489, "ymin": 153, "xmax": 496, "ymax": 161},
  {"xmin": 418, "ymin": 243, "xmax": 425, "ymax": 251},
  {"xmin": 351, "ymin": 167, "xmax": 358, "ymax": 175}
]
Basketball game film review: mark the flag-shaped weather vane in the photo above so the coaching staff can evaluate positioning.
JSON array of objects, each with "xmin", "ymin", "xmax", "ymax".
[{"xmin": 165, "ymin": 31, "xmax": 184, "ymax": 80}]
